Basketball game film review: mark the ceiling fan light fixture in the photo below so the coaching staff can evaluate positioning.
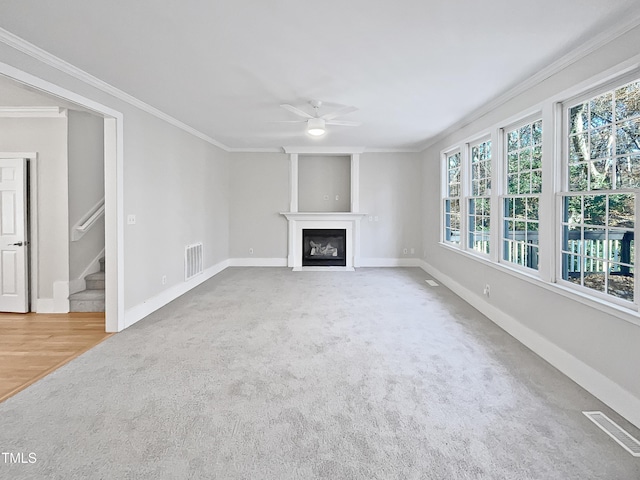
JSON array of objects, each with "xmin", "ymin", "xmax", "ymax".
[{"xmin": 307, "ymin": 118, "xmax": 326, "ymax": 136}]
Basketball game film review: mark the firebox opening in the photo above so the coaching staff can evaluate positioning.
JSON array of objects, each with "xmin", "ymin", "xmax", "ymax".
[{"xmin": 302, "ymin": 229, "xmax": 347, "ymax": 267}]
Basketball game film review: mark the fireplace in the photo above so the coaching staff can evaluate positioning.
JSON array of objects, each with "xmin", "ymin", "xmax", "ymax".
[{"xmin": 302, "ymin": 229, "xmax": 347, "ymax": 266}]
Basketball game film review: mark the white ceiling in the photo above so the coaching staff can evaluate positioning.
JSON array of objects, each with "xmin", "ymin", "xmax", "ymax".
[{"xmin": 1, "ymin": 0, "xmax": 639, "ymax": 151}]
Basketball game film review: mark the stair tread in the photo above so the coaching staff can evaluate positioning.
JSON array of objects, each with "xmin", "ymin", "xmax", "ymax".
[
  {"xmin": 69, "ymin": 289, "xmax": 105, "ymax": 300},
  {"xmin": 85, "ymin": 271, "xmax": 105, "ymax": 281}
]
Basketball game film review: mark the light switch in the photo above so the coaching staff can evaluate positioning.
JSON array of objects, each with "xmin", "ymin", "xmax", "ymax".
[{"xmin": 127, "ymin": 214, "xmax": 136, "ymax": 225}]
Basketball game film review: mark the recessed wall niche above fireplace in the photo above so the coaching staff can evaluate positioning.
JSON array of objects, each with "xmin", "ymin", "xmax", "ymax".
[
  {"xmin": 280, "ymin": 147, "xmax": 366, "ymax": 271},
  {"xmin": 303, "ymin": 229, "xmax": 347, "ymax": 267}
]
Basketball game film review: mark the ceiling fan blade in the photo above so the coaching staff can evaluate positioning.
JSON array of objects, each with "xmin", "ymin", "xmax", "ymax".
[
  {"xmin": 321, "ymin": 105, "xmax": 358, "ymax": 120},
  {"xmin": 280, "ymin": 104, "xmax": 314, "ymax": 119},
  {"xmin": 272, "ymin": 120, "xmax": 306, "ymax": 123},
  {"xmin": 325, "ymin": 120, "xmax": 361, "ymax": 127}
]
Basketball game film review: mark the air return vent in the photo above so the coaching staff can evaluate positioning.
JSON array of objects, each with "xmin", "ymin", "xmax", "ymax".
[
  {"xmin": 583, "ymin": 411, "xmax": 640, "ymax": 456},
  {"xmin": 185, "ymin": 243, "xmax": 203, "ymax": 281}
]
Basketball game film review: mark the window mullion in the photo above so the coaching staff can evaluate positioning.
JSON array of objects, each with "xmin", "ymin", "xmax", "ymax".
[{"xmin": 490, "ymin": 128, "xmax": 502, "ymax": 263}]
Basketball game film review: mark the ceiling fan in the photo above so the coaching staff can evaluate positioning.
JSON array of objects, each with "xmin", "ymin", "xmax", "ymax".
[{"xmin": 280, "ymin": 100, "xmax": 361, "ymax": 136}]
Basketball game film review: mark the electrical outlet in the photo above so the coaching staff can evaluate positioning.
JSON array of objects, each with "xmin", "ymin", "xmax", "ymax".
[
  {"xmin": 127, "ymin": 214, "xmax": 136, "ymax": 225},
  {"xmin": 161, "ymin": 275, "xmax": 167, "ymax": 285},
  {"xmin": 410, "ymin": 248, "xmax": 415, "ymax": 254},
  {"xmin": 374, "ymin": 216, "xmax": 379, "ymax": 222},
  {"xmin": 369, "ymin": 216, "xmax": 373, "ymax": 222},
  {"xmin": 335, "ymin": 194, "xmax": 339, "ymax": 201},
  {"xmin": 483, "ymin": 284, "xmax": 490, "ymax": 297},
  {"xmin": 403, "ymin": 248, "xmax": 408, "ymax": 254},
  {"xmin": 249, "ymin": 248, "xmax": 254, "ymax": 255}
]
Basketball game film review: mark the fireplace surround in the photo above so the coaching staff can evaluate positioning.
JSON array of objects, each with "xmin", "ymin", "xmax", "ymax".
[{"xmin": 281, "ymin": 148, "xmax": 366, "ymax": 271}]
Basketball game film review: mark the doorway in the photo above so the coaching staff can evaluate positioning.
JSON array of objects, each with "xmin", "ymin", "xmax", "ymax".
[{"xmin": 0, "ymin": 64, "xmax": 124, "ymax": 333}]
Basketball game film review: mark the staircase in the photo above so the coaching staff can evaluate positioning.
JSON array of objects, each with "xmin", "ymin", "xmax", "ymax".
[{"xmin": 69, "ymin": 257, "xmax": 105, "ymax": 312}]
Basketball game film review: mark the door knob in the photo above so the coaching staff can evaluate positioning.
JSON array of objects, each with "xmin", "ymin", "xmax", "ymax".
[{"xmin": 10, "ymin": 241, "xmax": 25, "ymax": 246}]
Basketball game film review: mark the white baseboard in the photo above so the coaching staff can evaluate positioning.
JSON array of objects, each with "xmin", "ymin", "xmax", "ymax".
[
  {"xmin": 419, "ymin": 259, "xmax": 640, "ymax": 430},
  {"xmin": 35, "ymin": 298, "xmax": 55, "ymax": 313},
  {"xmin": 359, "ymin": 257, "xmax": 422, "ymax": 267},
  {"xmin": 228, "ymin": 258, "xmax": 288, "ymax": 267},
  {"xmin": 53, "ymin": 281, "xmax": 69, "ymax": 313},
  {"xmin": 123, "ymin": 259, "xmax": 229, "ymax": 329}
]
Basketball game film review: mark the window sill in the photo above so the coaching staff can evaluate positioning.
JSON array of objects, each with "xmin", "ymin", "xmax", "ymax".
[{"xmin": 437, "ymin": 241, "xmax": 640, "ymax": 328}]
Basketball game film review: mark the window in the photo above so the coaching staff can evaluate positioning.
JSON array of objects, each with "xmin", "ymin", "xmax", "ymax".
[
  {"xmin": 444, "ymin": 150, "xmax": 461, "ymax": 244},
  {"xmin": 503, "ymin": 120, "xmax": 542, "ymax": 270},
  {"xmin": 561, "ymin": 79, "xmax": 640, "ymax": 302},
  {"xmin": 468, "ymin": 140, "xmax": 491, "ymax": 254}
]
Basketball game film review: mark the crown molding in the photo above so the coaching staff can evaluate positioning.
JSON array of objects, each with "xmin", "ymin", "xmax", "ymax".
[
  {"xmin": 364, "ymin": 148, "xmax": 422, "ymax": 153},
  {"xmin": 0, "ymin": 27, "xmax": 232, "ymax": 152},
  {"xmin": 282, "ymin": 146, "xmax": 366, "ymax": 155},
  {"xmin": 418, "ymin": 8, "xmax": 640, "ymax": 152},
  {"xmin": 0, "ymin": 106, "xmax": 66, "ymax": 117},
  {"xmin": 227, "ymin": 147, "xmax": 284, "ymax": 153}
]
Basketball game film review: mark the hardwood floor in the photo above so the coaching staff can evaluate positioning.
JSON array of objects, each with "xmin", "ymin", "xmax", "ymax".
[{"xmin": 0, "ymin": 312, "xmax": 111, "ymax": 403}]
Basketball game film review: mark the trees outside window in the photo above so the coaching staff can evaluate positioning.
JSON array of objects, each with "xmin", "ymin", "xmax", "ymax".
[
  {"xmin": 503, "ymin": 120, "xmax": 542, "ymax": 270},
  {"xmin": 562, "ymin": 79, "xmax": 639, "ymax": 302}
]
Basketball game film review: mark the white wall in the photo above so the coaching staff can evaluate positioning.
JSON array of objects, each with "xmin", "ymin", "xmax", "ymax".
[
  {"xmin": 360, "ymin": 152, "xmax": 422, "ymax": 261},
  {"xmin": 68, "ymin": 110, "xmax": 104, "ymax": 283},
  {"xmin": 0, "ymin": 116, "xmax": 69, "ymax": 308},
  {"xmin": 422, "ymin": 25, "xmax": 640, "ymax": 427},
  {"xmin": 298, "ymin": 155, "xmax": 350, "ymax": 212},
  {"xmin": 229, "ymin": 152, "xmax": 289, "ymax": 260},
  {"xmin": 0, "ymin": 41, "xmax": 231, "ymax": 319}
]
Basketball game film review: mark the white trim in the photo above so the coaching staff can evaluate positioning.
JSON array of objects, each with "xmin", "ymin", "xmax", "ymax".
[
  {"xmin": 227, "ymin": 147, "xmax": 283, "ymax": 153},
  {"xmin": 289, "ymin": 153, "xmax": 298, "ymax": 213},
  {"xmin": 124, "ymin": 259, "xmax": 229, "ymax": 329},
  {"xmin": 53, "ymin": 280, "xmax": 69, "ymax": 313},
  {"xmin": 419, "ymin": 259, "xmax": 640, "ymax": 430},
  {"xmin": 350, "ymin": 154, "xmax": 360, "ymax": 213},
  {"xmin": 364, "ymin": 148, "xmax": 423, "ymax": 153},
  {"xmin": 0, "ymin": 106, "xmax": 66, "ymax": 117},
  {"xmin": 0, "ymin": 60, "xmax": 125, "ymax": 333},
  {"xmin": 104, "ymin": 117, "xmax": 124, "ymax": 332},
  {"xmin": 419, "ymin": 10, "xmax": 640, "ymax": 151},
  {"xmin": 359, "ymin": 258, "xmax": 422, "ymax": 267},
  {"xmin": 228, "ymin": 258, "xmax": 287, "ymax": 267},
  {"xmin": 282, "ymin": 146, "xmax": 366, "ymax": 154},
  {"xmin": 0, "ymin": 28, "xmax": 230, "ymax": 152}
]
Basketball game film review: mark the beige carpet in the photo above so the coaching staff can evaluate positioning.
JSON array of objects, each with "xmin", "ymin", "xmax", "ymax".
[{"xmin": 0, "ymin": 267, "xmax": 638, "ymax": 479}]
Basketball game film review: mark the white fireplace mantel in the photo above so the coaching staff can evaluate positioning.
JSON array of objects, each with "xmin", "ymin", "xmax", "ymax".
[
  {"xmin": 281, "ymin": 212, "xmax": 366, "ymax": 271},
  {"xmin": 282, "ymin": 150, "xmax": 365, "ymax": 271}
]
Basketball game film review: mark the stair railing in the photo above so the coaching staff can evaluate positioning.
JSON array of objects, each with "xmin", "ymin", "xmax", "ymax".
[{"xmin": 71, "ymin": 197, "xmax": 105, "ymax": 241}]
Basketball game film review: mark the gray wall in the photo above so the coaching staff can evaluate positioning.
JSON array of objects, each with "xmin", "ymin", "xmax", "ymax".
[
  {"xmin": 360, "ymin": 152, "xmax": 422, "ymax": 259},
  {"xmin": 229, "ymin": 152, "xmax": 289, "ymax": 259},
  {"xmin": 298, "ymin": 155, "xmax": 350, "ymax": 212},
  {"xmin": 0, "ymin": 41, "xmax": 231, "ymax": 312},
  {"xmin": 0, "ymin": 117, "xmax": 68, "ymax": 300},
  {"xmin": 228, "ymin": 151, "xmax": 423, "ymax": 261},
  {"xmin": 68, "ymin": 110, "xmax": 104, "ymax": 281},
  {"xmin": 422, "ymin": 25, "xmax": 640, "ymax": 418}
]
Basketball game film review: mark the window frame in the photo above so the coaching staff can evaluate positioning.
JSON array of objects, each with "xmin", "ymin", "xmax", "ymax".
[
  {"xmin": 557, "ymin": 74, "xmax": 640, "ymax": 308},
  {"xmin": 499, "ymin": 115, "xmax": 544, "ymax": 275},
  {"xmin": 441, "ymin": 148, "xmax": 463, "ymax": 247},
  {"xmin": 466, "ymin": 136, "xmax": 492, "ymax": 258}
]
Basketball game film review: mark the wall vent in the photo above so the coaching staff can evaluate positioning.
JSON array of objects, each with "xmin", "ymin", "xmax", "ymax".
[
  {"xmin": 185, "ymin": 243, "xmax": 203, "ymax": 281},
  {"xmin": 583, "ymin": 411, "xmax": 640, "ymax": 456}
]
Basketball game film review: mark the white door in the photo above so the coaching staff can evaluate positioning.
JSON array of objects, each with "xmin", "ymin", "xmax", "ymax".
[{"xmin": 0, "ymin": 158, "xmax": 28, "ymax": 313}]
